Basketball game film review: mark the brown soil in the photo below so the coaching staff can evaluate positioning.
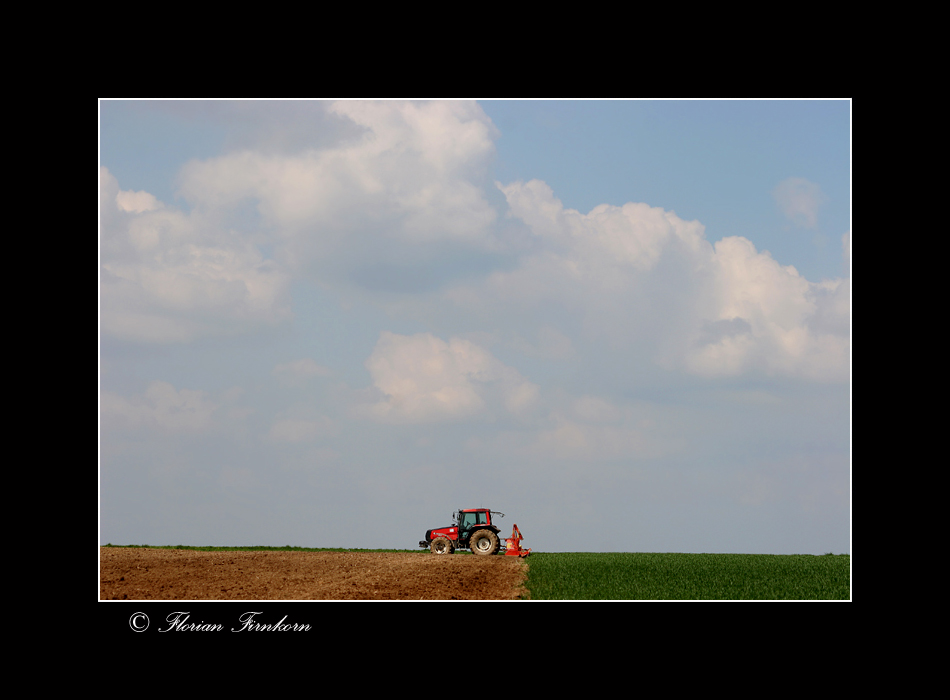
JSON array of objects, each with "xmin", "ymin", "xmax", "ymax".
[{"xmin": 100, "ymin": 548, "xmax": 529, "ymax": 600}]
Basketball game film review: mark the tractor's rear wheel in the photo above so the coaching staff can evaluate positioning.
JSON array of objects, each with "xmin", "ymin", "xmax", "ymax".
[
  {"xmin": 430, "ymin": 537, "xmax": 454, "ymax": 555},
  {"xmin": 470, "ymin": 529, "xmax": 500, "ymax": 555}
]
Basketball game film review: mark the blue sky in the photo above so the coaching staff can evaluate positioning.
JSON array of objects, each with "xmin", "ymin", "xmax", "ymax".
[{"xmin": 99, "ymin": 99, "xmax": 850, "ymax": 554}]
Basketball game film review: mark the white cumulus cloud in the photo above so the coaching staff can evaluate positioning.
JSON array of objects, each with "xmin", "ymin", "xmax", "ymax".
[
  {"xmin": 683, "ymin": 235, "xmax": 849, "ymax": 380},
  {"xmin": 450, "ymin": 178, "xmax": 850, "ymax": 383},
  {"xmin": 176, "ymin": 101, "xmax": 501, "ymax": 252},
  {"xmin": 361, "ymin": 331, "xmax": 539, "ymax": 424},
  {"xmin": 100, "ymin": 167, "xmax": 292, "ymax": 343}
]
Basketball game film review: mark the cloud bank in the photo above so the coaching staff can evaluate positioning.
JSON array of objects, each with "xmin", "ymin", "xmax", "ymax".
[{"xmin": 100, "ymin": 100, "xmax": 850, "ymax": 554}]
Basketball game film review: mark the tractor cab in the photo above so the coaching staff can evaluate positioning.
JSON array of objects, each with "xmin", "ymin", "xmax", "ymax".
[{"xmin": 455, "ymin": 508, "xmax": 493, "ymax": 539}]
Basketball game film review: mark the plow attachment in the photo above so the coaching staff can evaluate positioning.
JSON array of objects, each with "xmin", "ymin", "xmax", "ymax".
[{"xmin": 504, "ymin": 524, "xmax": 531, "ymax": 557}]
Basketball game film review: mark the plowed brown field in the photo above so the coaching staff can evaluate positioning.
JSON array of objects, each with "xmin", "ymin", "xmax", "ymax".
[{"xmin": 100, "ymin": 548, "xmax": 529, "ymax": 600}]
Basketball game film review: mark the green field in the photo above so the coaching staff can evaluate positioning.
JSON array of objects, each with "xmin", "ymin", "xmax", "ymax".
[{"xmin": 523, "ymin": 552, "xmax": 850, "ymax": 600}]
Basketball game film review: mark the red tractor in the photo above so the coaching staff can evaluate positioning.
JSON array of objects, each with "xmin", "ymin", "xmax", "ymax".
[{"xmin": 419, "ymin": 508, "xmax": 530, "ymax": 557}]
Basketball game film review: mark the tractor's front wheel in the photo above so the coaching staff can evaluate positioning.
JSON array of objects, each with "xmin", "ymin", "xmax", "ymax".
[
  {"xmin": 430, "ymin": 537, "xmax": 454, "ymax": 555},
  {"xmin": 470, "ymin": 530, "xmax": 500, "ymax": 555}
]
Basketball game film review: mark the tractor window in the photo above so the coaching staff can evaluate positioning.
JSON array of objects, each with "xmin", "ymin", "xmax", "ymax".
[{"xmin": 459, "ymin": 512, "xmax": 487, "ymax": 530}]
